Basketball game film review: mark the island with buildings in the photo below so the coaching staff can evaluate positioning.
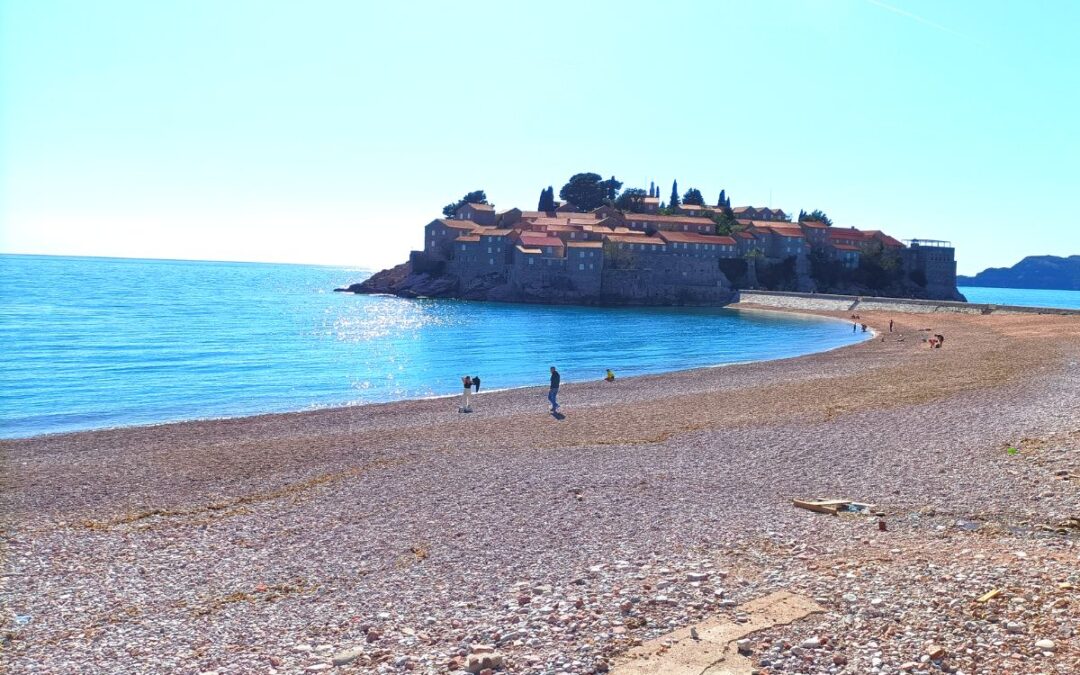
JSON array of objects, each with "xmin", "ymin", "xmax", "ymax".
[{"xmin": 346, "ymin": 177, "xmax": 964, "ymax": 305}]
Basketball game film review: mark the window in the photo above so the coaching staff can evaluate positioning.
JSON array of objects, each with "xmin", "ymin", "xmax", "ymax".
[
  {"xmin": 529, "ymin": 258, "xmax": 534, "ymax": 265},
  {"xmin": 489, "ymin": 258, "xmax": 494, "ymax": 265},
  {"xmin": 487, "ymin": 246, "xmax": 492, "ymax": 253},
  {"xmin": 579, "ymin": 263, "xmax": 585, "ymax": 271},
  {"xmin": 461, "ymin": 244, "xmax": 466, "ymax": 250},
  {"xmin": 589, "ymin": 264, "xmax": 594, "ymax": 270}
]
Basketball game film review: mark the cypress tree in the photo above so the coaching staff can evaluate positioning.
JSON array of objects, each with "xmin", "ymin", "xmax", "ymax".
[
  {"xmin": 669, "ymin": 180, "xmax": 680, "ymax": 208},
  {"xmin": 718, "ymin": 189, "xmax": 726, "ymax": 208}
]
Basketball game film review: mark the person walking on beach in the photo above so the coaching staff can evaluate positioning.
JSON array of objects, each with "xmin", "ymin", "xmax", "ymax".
[
  {"xmin": 889, "ymin": 319, "xmax": 894, "ymax": 332},
  {"xmin": 472, "ymin": 375, "xmax": 481, "ymax": 393},
  {"xmin": 861, "ymin": 323, "xmax": 868, "ymax": 333},
  {"xmin": 853, "ymin": 323, "xmax": 857, "ymax": 333},
  {"xmin": 548, "ymin": 366, "xmax": 561, "ymax": 413},
  {"xmin": 460, "ymin": 375, "xmax": 473, "ymax": 412}
]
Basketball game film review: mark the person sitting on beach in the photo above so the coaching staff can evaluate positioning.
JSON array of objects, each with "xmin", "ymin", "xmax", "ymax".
[
  {"xmin": 605, "ymin": 369, "xmax": 615, "ymax": 382},
  {"xmin": 935, "ymin": 334, "xmax": 945, "ymax": 348},
  {"xmin": 861, "ymin": 323, "xmax": 868, "ymax": 332}
]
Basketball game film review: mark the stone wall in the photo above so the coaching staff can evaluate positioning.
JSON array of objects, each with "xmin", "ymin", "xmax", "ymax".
[{"xmin": 734, "ymin": 290, "xmax": 1080, "ymax": 316}]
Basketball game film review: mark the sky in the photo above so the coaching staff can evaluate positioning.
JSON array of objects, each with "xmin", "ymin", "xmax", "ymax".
[{"xmin": 1, "ymin": 0, "xmax": 1078, "ymax": 274}]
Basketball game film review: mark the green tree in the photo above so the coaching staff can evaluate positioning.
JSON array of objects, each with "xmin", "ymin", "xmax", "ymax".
[
  {"xmin": 669, "ymin": 180, "xmax": 681, "ymax": 209},
  {"xmin": 537, "ymin": 186, "xmax": 556, "ymax": 212},
  {"xmin": 682, "ymin": 187, "xmax": 705, "ymax": 206},
  {"xmin": 559, "ymin": 173, "xmax": 610, "ymax": 211},
  {"xmin": 442, "ymin": 190, "xmax": 489, "ymax": 218},
  {"xmin": 800, "ymin": 209, "xmax": 832, "ymax": 226},
  {"xmin": 711, "ymin": 206, "xmax": 740, "ymax": 236},
  {"xmin": 717, "ymin": 190, "xmax": 727, "ymax": 208},
  {"xmin": 614, "ymin": 188, "xmax": 648, "ymax": 213},
  {"xmin": 600, "ymin": 176, "xmax": 623, "ymax": 202}
]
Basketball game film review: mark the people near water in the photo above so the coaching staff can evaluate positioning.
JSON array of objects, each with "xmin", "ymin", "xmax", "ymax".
[
  {"xmin": 861, "ymin": 323, "xmax": 868, "ymax": 332},
  {"xmin": 548, "ymin": 366, "xmax": 561, "ymax": 413},
  {"xmin": 934, "ymin": 333, "xmax": 944, "ymax": 348},
  {"xmin": 472, "ymin": 375, "xmax": 481, "ymax": 393},
  {"xmin": 605, "ymin": 369, "xmax": 615, "ymax": 382},
  {"xmin": 460, "ymin": 375, "xmax": 473, "ymax": 412},
  {"xmin": 853, "ymin": 323, "xmax": 857, "ymax": 333},
  {"xmin": 889, "ymin": 319, "xmax": 894, "ymax": 332}
]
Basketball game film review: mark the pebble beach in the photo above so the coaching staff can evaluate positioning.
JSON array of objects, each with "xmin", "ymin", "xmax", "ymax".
[{"xmin": 2, "ymin": 306, "xmax": 1078, "ymax": 675}]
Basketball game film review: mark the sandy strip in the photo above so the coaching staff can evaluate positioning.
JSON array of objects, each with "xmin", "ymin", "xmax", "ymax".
[{"xmin": 1, "ymin": 307, "xmax": 1078, "ymax": 674}]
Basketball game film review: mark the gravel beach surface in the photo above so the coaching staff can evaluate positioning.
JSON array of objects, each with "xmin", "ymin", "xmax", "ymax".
[{"xmin": 2, "ymin": 308, "xmax": 1078, "ymax": 675}]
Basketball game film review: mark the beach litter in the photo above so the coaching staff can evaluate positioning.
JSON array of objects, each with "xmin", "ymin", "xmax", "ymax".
[
  {"xmin": 975, "ymin": 588, "xmax": 1001, "ymax": 603},
  {"xmin": 792, "ymin": 498, "xmax": 876, "ymax": 516}
]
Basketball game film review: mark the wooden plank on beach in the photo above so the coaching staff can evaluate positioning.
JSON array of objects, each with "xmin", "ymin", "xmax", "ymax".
[{"xmin": 793, "ymin": 499, "xmax": 840, "ymax": 515}]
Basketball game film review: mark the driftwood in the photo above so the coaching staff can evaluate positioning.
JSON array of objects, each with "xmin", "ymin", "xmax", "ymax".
[{"xmin": 793, "ymin": 498, "xmax": 877, "ymax": 516}]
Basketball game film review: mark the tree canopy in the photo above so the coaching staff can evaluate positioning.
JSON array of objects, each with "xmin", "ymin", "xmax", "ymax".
[
  {"xmin": 537, "ymin": 186, "xmax": 556, "ymax": 212},
  {"xmin": 614, "ymin": 188, "xmax": 648, "ymax": 213},
  {"xmin": 711, "ymin": 206, "xmax": 740, "ymax": 236},
  {"xmin": 442, "ymin": 190, "xmax": 489, "ymax": 218},
  {"xmin": 682, "ymin": 187, "xmax": 705, "ymax": 206},
  {"xmin": 668, "ymin": 180, "xmax": 680, "ymax": 209},
  {"xmin": 799, "ymin": 209, "xmax": 832, "ymax": 226},
  {"xmin": 559, "ymin": 172, "xmax": 620, "ymax": 211},
  {"xmin": 716, "ymin": 189, "xmax": 730, "ymax": 209}
]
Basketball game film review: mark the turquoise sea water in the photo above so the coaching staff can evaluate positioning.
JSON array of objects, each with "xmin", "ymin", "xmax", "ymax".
[
  {"xmin": 0, "ymin": 254, "xmax": 871, "ymax": 439},
  {"xmin": 959, "ymin": 286, "xmax": 1080, "ymax": 310}
]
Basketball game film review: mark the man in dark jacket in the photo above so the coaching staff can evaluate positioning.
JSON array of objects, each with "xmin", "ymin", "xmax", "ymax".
[
  {"xmin": 548, "ymin": 366, "xmax": 560, "ymax": 413},
  {"xmin": 472, "ymin": 376, "xmax": 481, "ymax": 393}
]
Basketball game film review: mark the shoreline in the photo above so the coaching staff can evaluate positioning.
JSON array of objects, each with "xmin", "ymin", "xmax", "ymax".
[
  {"xmin": 0, "ymin": 305, "xmax": 868, "ymax": 442},
  {"xmin": 2, "ymin": 306, "xmax": 1078, "ymax": 674}
]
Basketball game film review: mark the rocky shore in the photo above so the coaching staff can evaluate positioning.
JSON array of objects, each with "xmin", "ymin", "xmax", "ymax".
[{"xmin": 2, "ymin": 309, "xmax": 1078, "ymax": 674}]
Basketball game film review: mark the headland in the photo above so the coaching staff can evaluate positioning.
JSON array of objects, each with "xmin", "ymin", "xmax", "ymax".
[{"xmin": 2, "ymin": 307, "xmax": 1077, "ymax": 673}]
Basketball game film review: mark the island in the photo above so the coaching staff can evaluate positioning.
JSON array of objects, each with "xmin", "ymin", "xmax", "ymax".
[
  {"xmin": 958, "ymin": 255, "xmax": 1080, "ymax": 291},
  {"xmin": 342, "ymin": 174, "xmax": 964, "ymax": 304}
]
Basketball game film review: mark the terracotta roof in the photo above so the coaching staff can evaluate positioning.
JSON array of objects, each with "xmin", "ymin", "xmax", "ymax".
[
  {"xmin": 733, "ymin": 206, "xmax": 756, "ymax": 214},
  {"xmin": 643, "ymin": 197, "xmax": 660, "ymax": 203},
  {"xmin": 767, "ymin": 226, "xmax": 805, "ymax": 238},
  {"xmin": 828, "ymin": 228, "xmax": 868, "ymax": 240},
  {"xmin": 515, "ymin": 245, "xmax": 542, "ymax": 254},
  {"xmin": 610, "ymin": 227, "xmax": 645, "ymax": 235},
  {"xmin": 478, "ymin": 229, "xmax": 513, "ymax": 236},
  {"xmin": 833, "ymin": 243, "xmax": 861, "ymax": 251},
  {"xmin": 436, "ymin": 218, "xmax": 481, "ymax": 230},
  {"xmin": 543, "ymin": 224, "xmax": 584, "ymax": 232},
  {"xmin": 455, "ymin": 235, "xmax": 481, "ymax": 242},
  {"xmin": 659, "ymin": 232, "xmax": 737, "ymax": 245},
  {"xmin": 798, "ymin": 220, "xmax": 829, "ymax": 228},
  {"xmin": 519, "ymin": 234, "xmax": 565, "ymax": 248},
  {"xmin": 862, "ymin": 230, "xmax": 905, "ymax": 247},
  {"xmin": 624, "ymin": 214, "xmax": 715, "ymax": 225},
  {"xmin": 566, "ymin": 241, "xmax": 604, "ymax": 248},
  {"xmin": 736, "ymin": 231, "xmax": 757, "ymax": 239},
  {"xmin": 519, "ymin": 211, "xmax": 549, "ymax": 219},
  {"xmin": 464, "ymin": 202, "xmax": 494, "ymax": 211},
  {"xmin": 606, "ymin": 235, "xmax": 666, "ymax": 246}
]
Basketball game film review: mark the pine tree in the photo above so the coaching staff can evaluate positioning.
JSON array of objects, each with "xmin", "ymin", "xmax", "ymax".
[
  {"xmin": 717, "ymin": 189, "xmax": 726, "ymax": 208},
  {"xmin": 669, "ymin": 180, "xmax": 680, "ymax": 209}
]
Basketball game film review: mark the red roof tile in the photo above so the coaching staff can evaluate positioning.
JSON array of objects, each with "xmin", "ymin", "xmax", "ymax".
[
  {"xmin": 659, "ymin": 232, "xmax": 737, "ymax": 245},
  {"xmin": 624, "ymin": 214, "xmax": 715, "ymax": 225},
  {"xmin": 519, "ymin": 234, "xmax": 565, "ymax": 248},
  {"xmin": 464, "ymin": 202, "xmax": 494, "ymax": 211}
]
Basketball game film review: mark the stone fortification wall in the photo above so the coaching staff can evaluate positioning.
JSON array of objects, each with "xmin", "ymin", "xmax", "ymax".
[{"xmin": 734, "ymin": 290, "xmax": 1080, "ymax": 316}]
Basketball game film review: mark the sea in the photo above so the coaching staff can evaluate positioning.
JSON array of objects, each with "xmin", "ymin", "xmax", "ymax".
[
  {"xmin": 0, "ymin": 254, "xmax": 878, "ymax": 439},
  {"xmin": 12, "ymin": 255, "xmax": 1074, "ymax": 440},
  {"xmin": 958, "ymin": 286, "xmax": 1080, "ymax": 310}
]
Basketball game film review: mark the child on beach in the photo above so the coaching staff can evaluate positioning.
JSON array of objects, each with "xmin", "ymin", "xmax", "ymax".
[{"xmin": 605, "ymin": 369, "xmax": 615, "ymax": 382}]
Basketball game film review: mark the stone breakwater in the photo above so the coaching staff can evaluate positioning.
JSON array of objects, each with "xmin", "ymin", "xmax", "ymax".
[
  {"xmin": 737, "ymin": 289, "xmax": 1080, "ymax": 316},
  {"xmin": 1, "ymin": 310, "xmax": 1078, "ymax": 674}
]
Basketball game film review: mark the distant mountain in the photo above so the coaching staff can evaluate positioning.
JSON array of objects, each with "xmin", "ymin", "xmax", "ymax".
[{"xmin": 957, "ymin": 255, "xmax": 1080, "ymax": 290}]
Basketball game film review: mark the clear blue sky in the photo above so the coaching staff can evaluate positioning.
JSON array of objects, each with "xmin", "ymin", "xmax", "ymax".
[{"xmin": 2, "ymin": 0, "xmax": 1077, "ymax": 274}]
